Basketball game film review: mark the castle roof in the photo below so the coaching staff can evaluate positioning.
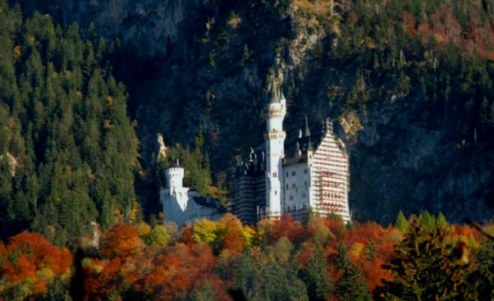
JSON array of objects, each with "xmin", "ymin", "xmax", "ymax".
[
  {"xmin": 236, "ymin": 118, "xmax": 345, "ymax": 173},
  {"xmin": 191, "ymin": 196, "xmax": 227, "ymax": 211}
]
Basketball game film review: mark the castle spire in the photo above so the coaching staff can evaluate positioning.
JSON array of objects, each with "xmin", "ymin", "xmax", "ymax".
[
  {"xmin": 268, "ymin": 69, "xmax": 284, "ymax": 104},
  {"xmin": 304, "ymin": 115, "xmax": 311, "ymax": 137}
]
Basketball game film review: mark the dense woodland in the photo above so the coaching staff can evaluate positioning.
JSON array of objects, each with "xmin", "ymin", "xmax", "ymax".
[
  {"xmin": 1, "ymin": 212, "xmax": 494, "ymax": 300},
  {"xmin": 0, "ymin": 1, "xmax": 139, "ymax": 243},
  {"xmin": 1, "ymin": 0, "xmax": 494, "ymax": 298}
]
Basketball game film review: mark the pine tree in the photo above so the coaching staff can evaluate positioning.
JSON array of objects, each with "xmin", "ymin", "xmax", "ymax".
[
  {"xmin": 395, "ymin": 211, "xmax": 409, "ymax": 233},
  {"xmin": 376, "ymin": 217, "xmax": 470, "ymax": 300},
  {"xmin": 336, "ymin": 244, "xmax": 372, "ymax": 301},
  {"xmin": 299, "ymin": 247, "xmax": 333, "ymax": 301}
]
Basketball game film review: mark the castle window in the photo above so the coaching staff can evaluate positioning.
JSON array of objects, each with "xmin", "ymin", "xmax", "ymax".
[
  {"xmin": 273, "ymin": 172, "xmax": 277, "ymax": 177},
  {"xmin": 286, "ymin": 184, "xmax": 289, "ymax": 189},
  {"xmin": 286, "ymin": 172, "xmax": 289, "ymax": 177},
  {"xmin": 292, "ymin": 171, "xmax": 296, "ymax": 176},
  {"xmin": 275, "ymin": 190, "xmax": 277, "ymax": 195},
  {"xmin": 289, "ymin": 195, "xmax": 294, "ymax": 201},
  {"xmin": 292, "ymin": 184, "xmax": 295, "ymax": 188},
  {"xmin": 304, "ymin": 168, "xmax": 308, "ymax": 174}
]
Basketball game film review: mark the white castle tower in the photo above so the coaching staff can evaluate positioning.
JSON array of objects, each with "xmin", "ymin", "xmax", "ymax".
[
  {"xmin": 264, "ymin": 79, "xmax": 286, "ymax": 219},
  {"xmin": 160, "ymin": 154, "xmax": 225, "ymax": 226},
  {"xmin": 161, "ymin": 160, "xmax": 190, "ymax": 223}
]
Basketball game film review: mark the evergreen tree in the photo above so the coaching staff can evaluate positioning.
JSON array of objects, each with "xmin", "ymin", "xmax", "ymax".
[
  {"xmin": 395, "ymin": 211, "xmax": 409, "ymax": 233},
  {"xmin": 336, "ymin": 244, "xmax": 372, "ymax": 301},
  {"xmin": 299, "ymin": 247, "xmax": 333, "ymax": 301},
  {"xmin": 376, "ymin": 218, "xmax": 470, "ymax": 300}
]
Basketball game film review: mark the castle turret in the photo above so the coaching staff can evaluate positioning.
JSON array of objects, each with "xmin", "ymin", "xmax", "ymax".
[
  {"xmin": 264, "ymin": 80, "xmax": 286, "ymax": 219},
  {"xmin": 163, "ymin": 160, "xmax": 187, "ymax": 211}
]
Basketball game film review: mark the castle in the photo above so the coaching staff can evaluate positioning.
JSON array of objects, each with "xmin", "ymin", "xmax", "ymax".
[
  {"xmin": 157, "ymin": 135, "xmax": 225, "ymax": 226},
  {"xmin": 231, "ymin": 84, "xmax": 351, "ymax": 224},
  {"xmin": 159, "ymin": 82, "xmax": 350, "ymax": 226}
]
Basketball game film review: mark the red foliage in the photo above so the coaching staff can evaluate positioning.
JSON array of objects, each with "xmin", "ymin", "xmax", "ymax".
[
  {"xmin": 271, "ymin": 214, "xmax": 307, "ymax": 244},
  {"xmin": 401, "ymin": 11, "xmax": 417, "ymax": 37},
  {"xmin": 181, "ymin": 225, "xmax": 194, "ymax": 245},
  {"xmin": 137, "ymin": 243, "xmax": 219, "ymax": 300}
]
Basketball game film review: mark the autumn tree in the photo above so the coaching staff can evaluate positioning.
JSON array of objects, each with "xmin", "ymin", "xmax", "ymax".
[{"xmin": 0, "ymin": 232, "xmax": 73, "ymax": 299}]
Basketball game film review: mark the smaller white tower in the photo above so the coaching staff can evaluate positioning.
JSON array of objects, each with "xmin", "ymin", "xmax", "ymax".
[
  {"xmin": 264, "ymin": 80, "xmax": 286, "ymax": 219},
  {"xmin": 162, "ymin": 160, "xmax": 190, "ymax": 217}
]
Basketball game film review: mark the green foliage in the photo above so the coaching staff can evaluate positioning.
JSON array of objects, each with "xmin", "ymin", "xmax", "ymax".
[
  {"xmin": 0, "ymin": 2, "xmax": 139, "ymax": 245},
  {"xmin": 188, "ymin": 282, "xmax": 217, "ymax": 301},
  {"xmin": 162, "ymin": 131, "xmax": 212, "ymax": 196},
  {"xmin": 334, "ymin": 244, "xmax": 371, "ymax": 300},
  {"xmin": 469, "ymin": 240, "xmax": 494, "ymax": 300},
  {"xmin": 395, "ymin": 211, "xmax": 409, "ymax": 233},
  {"xmin": 338, "ymin": 263, "xmax": 372, "ymax": 301},
  {"xmin": 377, "ymin": 218, "xmax": 470, "ymax": 300},
  {"xmin": 145, "ymin": 225, "xmax": 169, "ymax": 247},
  {"xmin": 419, "ymin": 211, "xmax": 437, "ymax": 230},
  {"xmin": 231, "ymin": 251, "xmax": 309, "ymax": 301},
  {"xmin": 299, "ymin": 247, "xmax": 333, "ymax": 301}
]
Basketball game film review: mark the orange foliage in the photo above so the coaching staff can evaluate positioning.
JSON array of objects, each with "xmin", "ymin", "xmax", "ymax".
[
  {"xmin": 362, "ymin": 257, "xmax": 393, "ymax": 291},
  {"xmin": 100, "ymin": 223, "xmax": 143, "ymax": 258},
  {"xmin": 218, "ymin": 214, "xmax": 245, "ymax": 253},
  {"xmin": 0, "ymin": 232, "xmax": 73, "ymax": 297}
]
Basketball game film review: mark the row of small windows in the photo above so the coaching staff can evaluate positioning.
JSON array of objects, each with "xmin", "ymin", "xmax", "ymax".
[
  {"xmin": 288, "ymin": 192, "xmax": 307, "ymax": 201},
  {"xmin": 286, "ymin": 204, "xmax": 307, "ymax": 211},
  {"xmin": 285, "ymin": 169, "xmax": 308, "ymax": 177},
  {"xmin": 322, "ymin": 191, "xmax": 343, "ymax": 199},
  {"xmin": 286, "ymin": 182, "xmax": 309, "ymax": 189}
]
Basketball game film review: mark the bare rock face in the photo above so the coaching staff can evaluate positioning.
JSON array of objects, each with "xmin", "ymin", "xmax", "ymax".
[{"xmin": 19, "ymin": 0, "xmax": 188, "ymax": 56}]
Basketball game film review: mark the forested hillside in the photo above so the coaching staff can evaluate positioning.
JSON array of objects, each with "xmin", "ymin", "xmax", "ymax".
[
  {"xmin": 13, "ymin": 0, "xmax": 494, "ymax": 223},
  {"xmin": 0, "ymin": 1, "xmax": 139, "ymax": 244}
]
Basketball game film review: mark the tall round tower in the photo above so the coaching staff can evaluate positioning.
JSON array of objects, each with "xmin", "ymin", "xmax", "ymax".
[{"xmin": 264, "ymin": 83, "xmax": 286, "ymax": 219}]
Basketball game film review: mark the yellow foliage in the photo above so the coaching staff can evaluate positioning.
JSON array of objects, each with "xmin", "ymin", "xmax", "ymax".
[
  {"xmin": 106, "ymin": 95, "xmax": 114, "ymax": 107},
  {"xmin": 192, "ymin": 218, "xmax": 219, "ymax": 244},
  {"xmin": 227, "ymin": 11, "xmax": 241, "ymax": 29},
  {"xmin": 292, "ymin": 0, "xmax": 334, "ymax": 17},
  {"xmin": 13, "ymin": 45, "xmax": 22, "ymax": 60},
  {"xmin": 349, "ymin": 242, "xmax": 365, "ymax": 259},
  {"xmin": 340, "ymin": 110, "xmax": 363, "ymax": 140},
  {"xmin": 242, "ymin": 226, "xmax": 256, "ymax": 248},
  {"xmin": 114, "ymin": 208, "xmax": 123, "ymax": 222},
  {"xmin": 36, "ymin": 267, "xmax": 55, "ymax": 283},
  {"xmin": 256, "ymin": 219, "xmax": 275, "ymax": 243},
  {"xmin": 137, "ymin": 222, "xmax": 152, "ymax": 236},
  {"xmin": 129, "ymin": 201, "xmax": 141, "ymax": 223}
]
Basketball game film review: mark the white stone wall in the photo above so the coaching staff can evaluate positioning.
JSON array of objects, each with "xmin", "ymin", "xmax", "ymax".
[
  {"xmin": 161, "ymin": 166, "xmax": 222, "ymax": 226},
  {"xmin": 283, "ymin": 163, "xmax": 310, "ymax": 212}
]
